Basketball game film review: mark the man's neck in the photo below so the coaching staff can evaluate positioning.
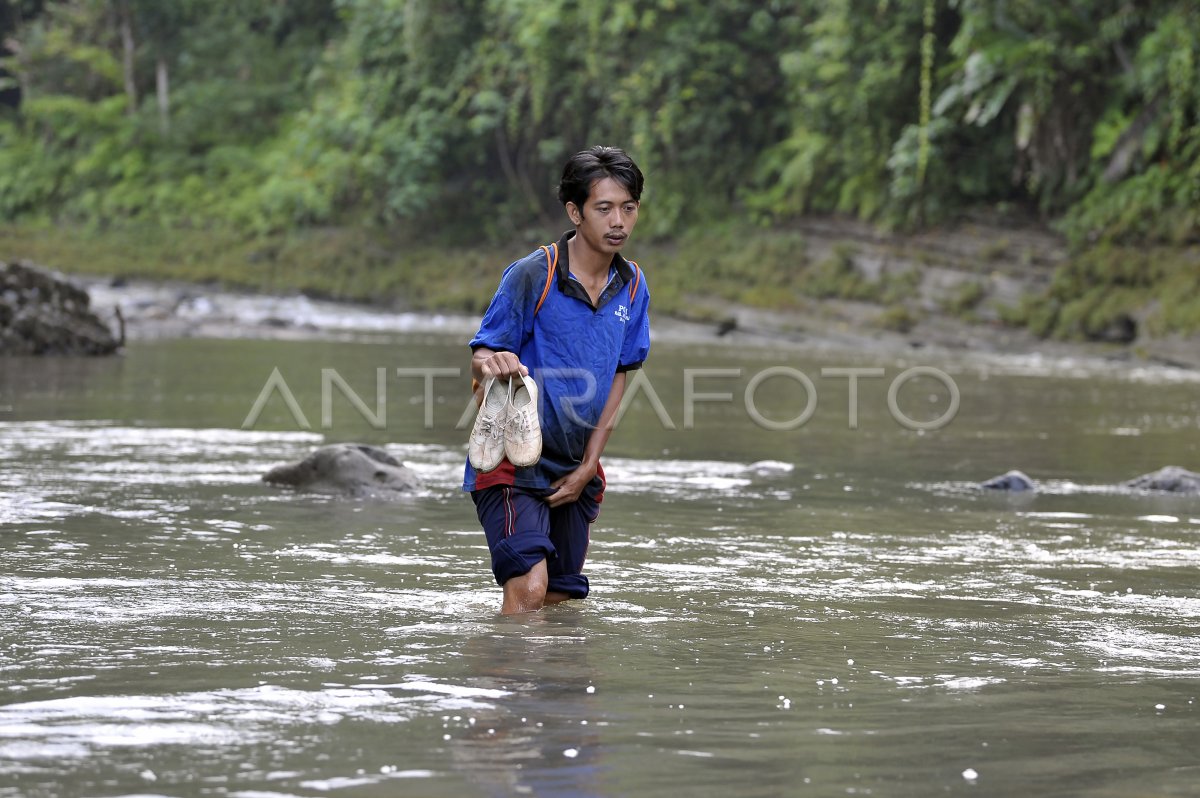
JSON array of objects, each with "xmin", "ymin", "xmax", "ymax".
[{"xmin": 567, "ymin": 231, "xmax": 612, "ymax": 279}]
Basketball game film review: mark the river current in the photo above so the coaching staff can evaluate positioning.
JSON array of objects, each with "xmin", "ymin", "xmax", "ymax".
[{"xmin": 1, "ymin": 331, "xmax": 1198, "ymax": 797}]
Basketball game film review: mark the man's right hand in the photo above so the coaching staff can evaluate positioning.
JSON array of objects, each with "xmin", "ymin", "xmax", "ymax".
[{"xmin": 473, "ymin": 348, "xmax": 529, "ymax": 382}]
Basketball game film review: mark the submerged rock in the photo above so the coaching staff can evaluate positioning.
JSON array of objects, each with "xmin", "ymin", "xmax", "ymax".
[
  {"xmin": 980, "ymin": 470, "xmax": 1036, "ymax": 492},
  {"xmin": 1123, "ymin": 466, "xmax": 1200, "ymax": 495},
  {"xmin": 975, "ymin": 466, "xmax": 1200, "ymax": 495},
  {"xmin": 263, "ymin": 443, "xmax": 421, "ymax": 498},
  {"xmin": 0, "ymin": 260, "xmax": 122, "ymax": 355}
]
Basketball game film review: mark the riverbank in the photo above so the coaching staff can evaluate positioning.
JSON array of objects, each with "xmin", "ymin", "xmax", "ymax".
[
  {"xmin": 53, "ymin": 275, "xmax": 1198, "ymax": 389},
  {"xmin": 3, "ymin": 219, "xmax": 1198, "ymax": 370}
]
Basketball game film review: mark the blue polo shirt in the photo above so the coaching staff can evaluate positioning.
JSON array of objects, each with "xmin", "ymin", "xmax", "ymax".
[{"xmin": 463, "ymin": 230, "xmax": 651, "ymax": 492}]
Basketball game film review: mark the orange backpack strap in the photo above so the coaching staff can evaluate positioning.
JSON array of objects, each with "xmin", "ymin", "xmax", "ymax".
[
  {"xmin": 627, "ymin": 260, "xmax": 641, "ymax": 303},
  {"xmin": 534, "ymin": 243, "xmax": 558, "ymax": 315}
]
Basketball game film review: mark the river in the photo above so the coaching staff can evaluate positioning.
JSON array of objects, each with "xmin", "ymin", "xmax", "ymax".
[{"xmin": 2, "ymin": 331, "xmax": 1198, "ymax": 797}]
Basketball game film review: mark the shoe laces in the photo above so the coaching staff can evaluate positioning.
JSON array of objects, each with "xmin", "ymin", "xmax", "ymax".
[
  {"xmin": 474, "ymin": 378, "xmax": 510, "ymax": 440},
  {"xmin": 477, "ymin": 414, "xmax": 504, "ymax": 440},
  {"xmin": 509, "ymin": 406, "xmax": 537, "ymax": 434}
]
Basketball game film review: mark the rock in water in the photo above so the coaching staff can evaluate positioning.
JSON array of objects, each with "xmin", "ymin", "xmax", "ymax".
[
  {"xmin": 0, "ymin": 260, "xmax": 121, "ymax": 355},
  {"xmin": 980, "ymin": 470, "xmax": 1036, "ymax": 491},
  {"xmin": 262, "ymin": 444, "xmax": 421, "ymax": 498},
  {"xmin": 1123, "ymin": 466, "xmax": 1200, "ymax": 495}
]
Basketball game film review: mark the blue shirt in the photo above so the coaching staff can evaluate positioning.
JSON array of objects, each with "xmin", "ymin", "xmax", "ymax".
[{"xmin": 463, "ymin": 230, "xmax": 651, "ymax": 491}]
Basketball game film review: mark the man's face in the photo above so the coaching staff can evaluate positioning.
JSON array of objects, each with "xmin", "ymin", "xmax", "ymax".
[{"xmin": 569, "ymin": 177, "xmax": 640, "ymax": 255}]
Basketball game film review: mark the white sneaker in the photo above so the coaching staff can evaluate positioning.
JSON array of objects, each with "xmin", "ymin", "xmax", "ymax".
[
  {"xmin": 468, "ymin": 377, "xmax": 509, "ymax": 473},
  {"xmin": 504, "ymin": 374, "xmax": 542, "ymax": 467}
]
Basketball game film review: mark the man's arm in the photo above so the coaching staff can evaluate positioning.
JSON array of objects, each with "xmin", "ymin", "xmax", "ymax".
[{"xmin": 546, "ymin": 371, "xmax": 627, "ymax": 508}]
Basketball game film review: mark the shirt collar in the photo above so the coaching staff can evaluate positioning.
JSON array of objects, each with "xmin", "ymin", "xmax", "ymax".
[{"xmin": 555, "ymin": 229, "xmax": 634, "ymax": 292}]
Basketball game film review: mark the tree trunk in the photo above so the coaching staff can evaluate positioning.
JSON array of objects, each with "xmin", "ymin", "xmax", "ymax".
[
  {"xmin": 495, "ymin": 123, "xmax": 556, "ymax": 230},
  {"xmin": 1103, "ymin": 97, "xmax": 1163, "ymax": 184},
  {"xmin": 156, "ymin": 55, "xmax": 169, "ymax": 134},
  {"xmin": 1, "ymin": 35, "xmax": 29, "ymax": 106},
  {"xmin": 119, "ymin": 0, "xmax": 136, "ymax": 115}
]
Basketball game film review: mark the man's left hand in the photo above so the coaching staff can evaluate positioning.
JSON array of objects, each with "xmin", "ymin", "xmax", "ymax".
[{"xmin": 546, "ymin": 463, "xmax": 597, "ymax": 508}]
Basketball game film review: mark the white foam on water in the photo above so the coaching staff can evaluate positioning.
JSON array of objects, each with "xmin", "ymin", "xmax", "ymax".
[
  {"xmin": 297, "ymin": 776, "xmax": 379, "ymax": 791},
  {"xmin": 373, "ymin": 681, "xmax": 511, "ymax": 699},
  {"xmin": 643, "ymin": 563, "xmax": 725, "ymax": 575},
  {"xmin": 84, "ymin": 279, "xmax": 481, "ymax": 339},
  {"xmin": 601, "ymin": 456, "xmax": 794, "ymax": 498},
  {"xmin": 0, "ymin": 423, "xmax": 333, "ymax": 522},
  {"xmin": 1018, "ymin": 511, "xmax": 1094, "ymax": 519},
  {"xmin": 963, "ymin": 353, "xmax": 1200, "ymax": 384},
  {"xmin": 1, "ymin": 421, "xmax": 804, "ymax": 527},
  {"xmin": 0, "ymin": 494, "xmax": 88, "ymax": 523},
  {"xmin": 681, "ymin": 476, "xmax": 753, "ymax": 490},
  {"xmin": 1081, "ymin": 626, "xmax": 1200, "ymax": 667},
  {"xmin": 1097, "ymin": 666, "xmax": 1200, "ymax": 676},
  {"xmin": 0, "ymin": 683, "xmax": 471, "ymax": 768},
  {"xmin": 747, "ymin": 460, "xmax": 794, "ymax": 474},
  {"xmin": 279, "ymin": 548, "xmax": 428, "ymax": 567},
  {"xmin": 939, "ymin": 676, "xmax": 1006, "ymax": 691}
]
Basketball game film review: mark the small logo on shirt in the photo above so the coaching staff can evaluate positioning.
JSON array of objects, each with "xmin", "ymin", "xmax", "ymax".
[{"xmin": 614, "ymin": 304, "xmax": 630, "ymax": 323}]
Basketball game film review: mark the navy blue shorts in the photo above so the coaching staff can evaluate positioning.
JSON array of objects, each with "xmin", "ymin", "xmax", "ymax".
[{"xmin": 471, "ymin": 485, "xmax": 602, "ymax": 599}]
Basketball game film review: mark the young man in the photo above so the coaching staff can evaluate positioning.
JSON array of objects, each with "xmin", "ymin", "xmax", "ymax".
[{"xmin": 464, "ymin": 146, "xmax": 650, "ymax": 615}]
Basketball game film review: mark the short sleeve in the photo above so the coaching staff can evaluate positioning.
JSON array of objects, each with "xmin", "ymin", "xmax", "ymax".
[
  {"xmin": 469, "ymin": 256, "xmax": 541, "ymax": 353},
  {"xmin": 617, "ymin": 269, "xmax": 650, "ymax": 372}
]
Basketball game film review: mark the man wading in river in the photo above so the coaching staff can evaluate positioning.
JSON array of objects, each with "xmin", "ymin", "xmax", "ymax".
[{"xmin": 463, "ymin": 146, "xmax": 651, "ymax": 615}]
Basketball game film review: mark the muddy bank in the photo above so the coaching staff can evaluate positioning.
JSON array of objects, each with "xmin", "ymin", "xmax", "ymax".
[{"xmin": 669, "ymin": 217, "xmax": 1200, "ymax": 371}]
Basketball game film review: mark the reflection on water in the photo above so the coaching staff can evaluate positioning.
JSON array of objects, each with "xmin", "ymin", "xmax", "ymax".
[
  {"xmin": 1, "ymin": 337, "xmax": 1199, "ymax": 797},
  {"xmin": 449, "ymin": 614, "xmax": 605, "ymax": 798}
]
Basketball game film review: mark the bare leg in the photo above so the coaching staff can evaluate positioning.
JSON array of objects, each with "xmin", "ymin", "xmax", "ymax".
[{"xmin": 501, "ymin": 559, "xmax": 549, "ymax": 615}]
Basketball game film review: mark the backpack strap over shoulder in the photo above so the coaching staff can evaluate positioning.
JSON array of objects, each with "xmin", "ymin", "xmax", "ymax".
[
  {"xmin": 627, "ymin": 260, "xmax": 641, "ymax": 303},
  {"xmin": 534, "ymin": 243, "xmax": 558, "ymax": 316},
  {"xmin": 471, "ymin": 243, "xmax": 560, "ymax": 406}
]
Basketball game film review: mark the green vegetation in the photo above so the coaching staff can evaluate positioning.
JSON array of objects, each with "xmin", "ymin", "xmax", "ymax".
[
  {"xmin": 1000, "ymin": 245, "xmax": 1200, "ymax": 340},
  {"xmin": 940, "ymin": 279, "xmax": 987, "ymax": 319},
  {"xmin": 1, "ymin": 1, "xmax": 1198, "ymax": 338},
  {"xmin": 877, "ymin": 304, "xmax": 921, "ymax": 333},
  {"xmin": 1, "ymin": 220, "xmax": 927, "ymax": 321},
  {"xmin": 0, "ymin": 222, "xmax": 518, "ymax": 313}
]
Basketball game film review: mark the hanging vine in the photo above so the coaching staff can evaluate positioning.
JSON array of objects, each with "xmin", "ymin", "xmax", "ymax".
[{"xmin": 916, "ymin": 0, "xmax": 934, "ymax": 187}]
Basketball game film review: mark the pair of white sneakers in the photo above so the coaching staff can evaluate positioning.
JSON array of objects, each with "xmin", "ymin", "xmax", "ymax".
[{"xmin": 468, "ymin": 374, "xmax": 542, "ymax": 472}]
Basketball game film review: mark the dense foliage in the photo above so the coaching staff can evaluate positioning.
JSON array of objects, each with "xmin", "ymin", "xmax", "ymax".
[{"xmin": 1, "ymin": 0, "xmax": 1197, "ymax": 245}]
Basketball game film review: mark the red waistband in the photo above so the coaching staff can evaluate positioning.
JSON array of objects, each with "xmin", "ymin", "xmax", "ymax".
[{"xmin": 474, "ymin": 459, "xmax": 606, "ymax": 502}]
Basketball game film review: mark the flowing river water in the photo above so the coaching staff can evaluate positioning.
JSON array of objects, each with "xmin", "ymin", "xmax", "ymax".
[{"xmin": 1, "ymin": 329, "xmax": 1199, "ymax": 797}]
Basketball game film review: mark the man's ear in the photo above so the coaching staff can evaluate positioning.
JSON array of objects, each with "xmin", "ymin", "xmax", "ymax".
[{"xmin": 565, "ymin": 201, "xmax": 582, "ymax": 226}]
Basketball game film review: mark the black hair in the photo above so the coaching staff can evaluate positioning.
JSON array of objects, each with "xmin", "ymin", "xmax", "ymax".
[{"xmin": 557, "ymin": 146, "xmax": 644, "ymax": 210}]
